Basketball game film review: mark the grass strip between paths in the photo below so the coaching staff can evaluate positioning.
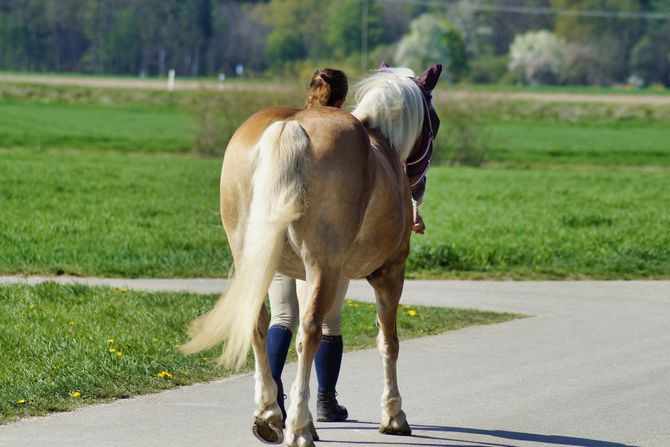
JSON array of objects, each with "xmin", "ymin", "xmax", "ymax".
[{"xmin": 0, "ymin": 282, "xmax": 522, "ymax": 424}]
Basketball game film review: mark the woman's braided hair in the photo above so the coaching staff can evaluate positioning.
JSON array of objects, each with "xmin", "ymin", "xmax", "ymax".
[{"xmin": 305, "ymin": 68, "xmax": 348, "ymax": 108}]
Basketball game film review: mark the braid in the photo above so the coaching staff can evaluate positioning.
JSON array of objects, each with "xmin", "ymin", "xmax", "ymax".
[
  {"xmin": 305, "ymin": 68, "xmax": 348, "ymax": 109},
  {"xmin": 305, "ymin": 70, "xmax": 332, "ymax": 108}
]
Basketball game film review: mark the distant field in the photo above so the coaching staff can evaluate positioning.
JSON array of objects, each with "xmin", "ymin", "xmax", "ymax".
[
  {"xmin": 2, "ymin": 89, "xmax": 670, "ymax": 166},
  {"xmin": 1, "ymin": 150, "xmax": 668, "ymax": 279},
  {"xmin": 486, "ymin": 121, "xmax": 670, "ymax": 166},
  {"xmin": 0, "ymin": 102, "xmax": 192, "ymax": 152}
]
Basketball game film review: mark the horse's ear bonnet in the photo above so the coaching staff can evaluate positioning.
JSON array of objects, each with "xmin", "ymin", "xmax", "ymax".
[{"xmin": 417, "ymin": 64, "xmax": 442, "ymax": 91}]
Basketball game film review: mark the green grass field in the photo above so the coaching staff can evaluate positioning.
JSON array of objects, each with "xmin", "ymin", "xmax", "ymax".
[
  {"xmin": 0, "ymin": 150, "xmax": 229, "ymax": 277},
  {"xmin": 486, "ymin": 121, "xmax": 670, "ymax": 166},
  {"xmin": 0, "ymin": 282, "xmax": 520, "ymax": 423},
  {"xmin": 2, "ymin": 83, "xmax": 670, "ymax": 166},
  {"xmin": 0, "ymin": 101, "xmax": 192, "ymax": 152},
  {"xmin": 2, "ymin": 150, "xmax": 668, "ymax": 279},
  {"xmin": 413, "ymin": 167, "xmax": 670, "ymax": 279}
]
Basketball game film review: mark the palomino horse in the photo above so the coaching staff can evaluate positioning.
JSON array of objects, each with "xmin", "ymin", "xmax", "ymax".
[{"xmin": 181, "ymin": 64, "xmax": 441, "ymax": 447}]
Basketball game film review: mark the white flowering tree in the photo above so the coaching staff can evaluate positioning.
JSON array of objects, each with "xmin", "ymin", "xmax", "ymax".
[
  {"xmin": 394, "ymin": 14, "xmax": 467, "ymax": 81},
  {"xmin": 508, "ymin": 30, "xmax": 566, "ymax": 85}
]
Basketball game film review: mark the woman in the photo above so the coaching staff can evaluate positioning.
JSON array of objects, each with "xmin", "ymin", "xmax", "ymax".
[{"xmin": 266, "ymin": 68, "xmax": 351, "ymax": 424}]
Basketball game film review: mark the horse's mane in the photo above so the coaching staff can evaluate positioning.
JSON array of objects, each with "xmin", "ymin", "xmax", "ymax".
[{"xmin": 352, "ymin": 67, "xmax": 425, "ymax": 162}]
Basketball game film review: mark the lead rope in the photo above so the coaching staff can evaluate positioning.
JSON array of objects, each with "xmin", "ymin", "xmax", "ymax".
[{"xmin": 411, "ymin": 197, "xmax": 419, "ymax": 225}]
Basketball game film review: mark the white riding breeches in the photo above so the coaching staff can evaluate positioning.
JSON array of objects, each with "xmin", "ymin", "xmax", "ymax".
[{"xmin": 268, "ymin": 273, "xmax": 349, "ymax": 336}]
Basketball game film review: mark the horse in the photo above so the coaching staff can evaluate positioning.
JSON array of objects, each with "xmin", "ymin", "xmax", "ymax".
[{"xmin": 180, "ymin": 64, "xmax": 442, "ymax": 447}]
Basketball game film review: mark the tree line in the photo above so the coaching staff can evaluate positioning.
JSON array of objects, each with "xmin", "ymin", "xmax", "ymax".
[{"xmin": 1, "ymin": 0, "xmax": 669, "ymax": 86}]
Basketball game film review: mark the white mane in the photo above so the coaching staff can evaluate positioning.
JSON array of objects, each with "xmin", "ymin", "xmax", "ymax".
[{"xmin": 352, "ymin": 67, "xmax": 425, "ymax": 162}]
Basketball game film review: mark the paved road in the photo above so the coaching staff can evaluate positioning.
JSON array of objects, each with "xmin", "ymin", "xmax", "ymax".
[
  {"xmin": 4, "ymin": 73, "xmax": 670, "ymax": 105},
  {"xmin": 1, "ymin": 278, "xmax": 669, "ymax": 447}
]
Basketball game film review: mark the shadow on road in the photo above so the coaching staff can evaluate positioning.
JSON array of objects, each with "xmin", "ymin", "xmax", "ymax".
[{"xmin": 315, "ymin": 420, "xmax": 638, "ymax": 447}]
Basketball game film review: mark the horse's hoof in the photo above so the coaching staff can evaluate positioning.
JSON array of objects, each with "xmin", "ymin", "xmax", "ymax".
[
  {"xmin": 252, "ymin": 418, "xmax": 284, "ymax": 444},
  {"xmin": 379, "ymin": 420, "xmax": 412, "ymax": 436},
  {"xmin": 285, "ymin": 427, "xmax": 316, "ymax": 447},
  {"xmin": 308, "ymin": 420, "xmax": 319, "ymax": 441},
  {"xmin": 379, "ymin": 413, "xmax": 412, "ymax": 436}
]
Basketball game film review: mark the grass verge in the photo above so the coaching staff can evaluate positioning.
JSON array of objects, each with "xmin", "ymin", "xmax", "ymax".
[{"xmin": 0, "ymin": 282, "xmax": 522, "ymax": 424}]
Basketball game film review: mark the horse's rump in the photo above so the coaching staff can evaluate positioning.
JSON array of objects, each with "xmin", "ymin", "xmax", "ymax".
[{"xmin": 221, "ymin": 106, "xmax": 406, "ymax": 281}]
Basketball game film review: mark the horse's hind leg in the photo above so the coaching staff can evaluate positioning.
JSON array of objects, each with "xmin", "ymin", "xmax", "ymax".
[
  {"xmin": 250, "ymin": 304, "xmax": 284, "ymax": 444},
  {"xmin": 367, "ymin": 258, "xmax": 412, "ymax": 436},
  {"xmin": 285, "ymin": 268, "xmax": 340, "ymax": 447}
]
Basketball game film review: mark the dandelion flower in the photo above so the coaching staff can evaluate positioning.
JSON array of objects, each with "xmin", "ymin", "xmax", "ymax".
[
  {"xmin": 107, "ymin": 339, "xmax": 114, "ymax": 344},
  {"xmin": 408, "ymin": 309, "xmax": 418, "ymax": 317},
  {"xmin": 17, "ymin": 399, "xmax": 26, "ymax": 405},
  {"xmin": 70, "ymin": 391, "xmax": 81, "ymax": 399},
  {"xmin": 108, "ymin": 348, "xmax": 117, "ymax": 353},
  {"xmin": 68, "ymin": 321, "xmax": 76, "ymax": 325},
  {"xmin": 115, "ymin": 351, "xmax": 123, "ymax": 357},
  {"xmin": 157, "ymin": 371, "xmax": 173, "ymax": 379}
]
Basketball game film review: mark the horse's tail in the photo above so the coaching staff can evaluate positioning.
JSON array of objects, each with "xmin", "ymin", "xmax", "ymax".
[{"xmin": 180, "ymin": 120, "xmax": 306, "ymax": 370}]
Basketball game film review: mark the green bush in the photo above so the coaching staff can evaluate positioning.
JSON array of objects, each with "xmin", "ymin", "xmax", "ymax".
[
  {"xmin": 190, "ymin": 88, "xmax": 301, "ymax": 155},
  {"xmin": 433, "ymin": 98, "xmax": 489, "ymax": 166},
  {"xmin": 466, "ymin": 55, "xmax": 509, "ymax": 84}
]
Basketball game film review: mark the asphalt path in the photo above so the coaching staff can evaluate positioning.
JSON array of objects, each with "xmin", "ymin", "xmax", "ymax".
[
  {"xmin": 4, "ymin": 73, "xmax": 670, "ymax": 105},
  {"xmin": 0, "ymin": 277, "xmax": 668, "ymax": 447}
]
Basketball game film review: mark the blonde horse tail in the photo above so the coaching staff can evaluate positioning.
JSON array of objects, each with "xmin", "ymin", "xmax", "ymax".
[{"xmin": 180, "ymin": 120, "xmax": 306, "ymax": 370}]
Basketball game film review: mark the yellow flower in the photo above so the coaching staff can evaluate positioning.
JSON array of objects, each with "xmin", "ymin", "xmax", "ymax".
[
  {"xmin": 407, "ymin": 309, "xmax": 418, "ymax": 317},
  {"xmin": 115, "ymin": 351, "xmax": 123, "ymax": 357},
  {"xmin": 70, "ymin": 391, "xmax": 81, "ymax": 399},
  {"xmin": 115, "ymin": 287, "xmax": 128, "ymax": 293},
  {"xmin": 108, "ymin": 348, "xmax": 117, "ymax": 353},
  {"xmin": 107, "ymin": 339, "xmax": 114, "ymax": 344},
  {"xmin": 28, "ymin": 304, "xmax": 37, "ymax": 309},
  {"xmin": 17, "ymin": 399, "xmax": 26, "ymax": 405},
  {"xmin": 157, "ymin": 371, "xmax": 173, "ymax": 379},
  {"xmin": 68, "ymin": 321, "xmax": 76, "ymax": 326}
]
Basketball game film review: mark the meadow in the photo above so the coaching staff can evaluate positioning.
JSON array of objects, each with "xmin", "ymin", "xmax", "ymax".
[
  {"xmin": 1, "ymin": 150, "xmax": 668, "ymax": 279},
  {"xmin": 0, "ymin": 282, "xmax": 520, "ymax": 423},
  {"xmin": 3, "ymin": 82, "xmax": 670, "ymax": 165}
]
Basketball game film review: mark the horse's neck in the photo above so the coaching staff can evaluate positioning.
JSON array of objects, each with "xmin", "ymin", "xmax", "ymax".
[{"xmin": 366, "ymin": 127, "xmax": 405, "ymax": 179}]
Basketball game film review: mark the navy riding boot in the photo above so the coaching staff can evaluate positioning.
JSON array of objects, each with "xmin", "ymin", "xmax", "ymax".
[
  {"xmin": 315, "ymin": 335, "xmax": 348, "ymax": 422},
  {"xmin": 266, "ymin": 325, "xmax": 293, "ymax": 422}
]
